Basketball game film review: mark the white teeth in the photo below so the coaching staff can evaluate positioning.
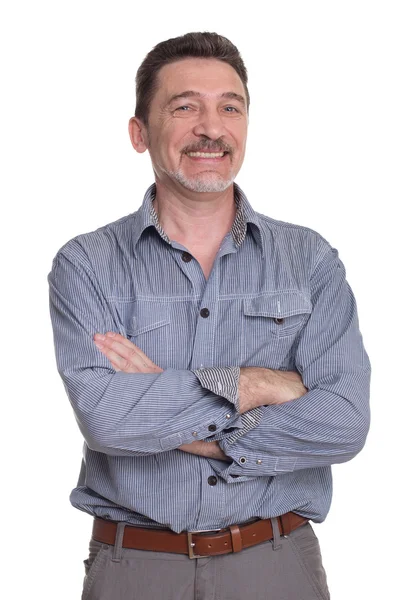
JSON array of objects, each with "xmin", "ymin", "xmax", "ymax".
[{"xmin": 186, "ymin": 152, "xmax": 225, "ymax": 158}]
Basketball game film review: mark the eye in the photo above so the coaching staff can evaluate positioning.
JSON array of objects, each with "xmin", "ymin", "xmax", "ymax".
[
  {"xmin": 175, "ymin": 105, "xmax": 191, "ymax": 111},
  {"xmin": 223, "ymin": 106, "xmax": 240, "ymax": 113}
]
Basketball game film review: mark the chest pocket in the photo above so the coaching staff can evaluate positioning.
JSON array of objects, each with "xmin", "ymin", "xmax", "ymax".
[
  {"xmin": 243, "ymin": 291, "xmax": 312, "ymax": 339},
  {"xmin": 113, "ymin": 300, "xmax": 171, "ymax": 367},
  {"xmin": 124, "ymin": 302, "xmax": 171, "ymax": 337}
]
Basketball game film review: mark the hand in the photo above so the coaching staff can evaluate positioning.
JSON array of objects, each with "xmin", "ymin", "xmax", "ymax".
[
  {"xmin": 179, "ymin": 440, "xmax": 230, "ymax": 462},
  {"xmin": 93, "ymin": 332, "xmax": 228, "ymax": 460},
  {"xmin": 93, "ymin": 332, "xmax": 163, "ymax": 374},
  {"xmin": 238, "ymin": 367, "xmax": 308, "ymax": 413}
]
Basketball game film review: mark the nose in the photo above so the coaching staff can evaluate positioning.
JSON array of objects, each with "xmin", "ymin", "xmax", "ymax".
[{"xmin": 192, "ymin": 107, "xmax": 226, "ymax": 140}]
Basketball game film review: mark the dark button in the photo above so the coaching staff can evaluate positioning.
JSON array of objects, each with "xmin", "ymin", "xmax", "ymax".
[
  {"xmin": 208, "ymin": 424, "xmax": 217, "ymax": 432},
  {"xmin": 274, "ymin": 317, "xmax": 284, "ymax": 324},
  {"xmin": 181, "ymin": 252, "xmax": 192, "ymax": 263},
  {"xmin": 208, "ymin": 476, "xmax": 218, "ymax": 486},
  {"xmin": 200, "ymin": 308, "xmax": 210, "ymax": 318}
]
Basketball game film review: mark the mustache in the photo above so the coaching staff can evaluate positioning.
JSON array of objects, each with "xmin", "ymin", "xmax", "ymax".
[{"xmin": 182, "ymin": 139, "xmax": 232, "ymax": 154}]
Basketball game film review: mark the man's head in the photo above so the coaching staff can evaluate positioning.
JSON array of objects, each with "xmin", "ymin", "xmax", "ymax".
[{"xmin": 129, "ymin": 32, "xmax": 250, "ymax": 194}]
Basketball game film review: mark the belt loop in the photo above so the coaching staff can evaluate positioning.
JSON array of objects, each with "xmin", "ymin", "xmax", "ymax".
[
  {"xmin": 229, "ymin": 524, "xmax": 243, "ymax": 553},
  {"xmin": 112, "ymin": 521, "xmax": 128, "ymax": 563},
  {"xmin": 271, "ymin": 517, "xmax": 282, "ymax": 551}
]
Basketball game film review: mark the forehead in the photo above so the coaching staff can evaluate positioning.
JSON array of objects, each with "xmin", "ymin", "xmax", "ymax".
[{"xmin": 155, "ymin": 58, "xmax": 246, "ymax": 103}]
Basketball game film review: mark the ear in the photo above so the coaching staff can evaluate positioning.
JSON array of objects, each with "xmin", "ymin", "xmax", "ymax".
[{"xmin": 128, "ymin": 117, "xmax": 149, "ymax": 153}]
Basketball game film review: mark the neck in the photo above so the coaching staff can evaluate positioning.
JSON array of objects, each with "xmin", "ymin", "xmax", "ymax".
[{"xmin": 152, "ymin": 179, "xmax": 237, "ymax": 248}]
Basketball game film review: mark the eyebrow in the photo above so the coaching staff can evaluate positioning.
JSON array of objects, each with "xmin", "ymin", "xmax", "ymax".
[{"xmin": 166, "ymin": 90, "xmax": 246, "ymax": 108}]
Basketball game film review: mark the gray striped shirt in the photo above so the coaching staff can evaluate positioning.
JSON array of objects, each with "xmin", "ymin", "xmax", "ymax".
[{"xmin": 48, "ymin": 182, "xmax": 370, "ymax": 533}]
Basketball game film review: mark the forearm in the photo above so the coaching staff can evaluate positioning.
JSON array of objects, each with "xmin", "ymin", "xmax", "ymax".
[
  {"xmin": 237, "ymin": 366, "xmax": 307, "ymax": 413},
  {"xmin": 216, "ymin": 249, "xmax": 371, "ymax": 481},
  {"xmin": 49, "ymin": 250, "xmax": 245, "ymax": 457},
  {"xmin": 218, "ymin": 374, "xmax": 370, "ymax": 479},
  {"xmin": 193, "ymin": 364, "xmax": 306, "ymax": 447},
  {"xmin": 58, "ymin": 365, "xmax": 245, "ymax": 456},
  {"xmin": 177, "ymin": 366, "xmax": 305, "ymax": 457}
]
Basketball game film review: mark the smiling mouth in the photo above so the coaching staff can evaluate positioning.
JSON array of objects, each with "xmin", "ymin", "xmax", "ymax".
[{"xmin": 185, "ymin": 151, "xmax": 228, "ymax": 159}]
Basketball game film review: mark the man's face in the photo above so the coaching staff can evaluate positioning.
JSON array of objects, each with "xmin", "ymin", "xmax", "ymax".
[{"xmin": 140, "ymin": 58, "xmax": 248, "ymax": 194}]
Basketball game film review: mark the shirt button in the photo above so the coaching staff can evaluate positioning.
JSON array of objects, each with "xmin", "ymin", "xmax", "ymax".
[
  {"xmin": 208, "ymin": 476, "xmax": 218, "ymax": 486},
  {"xmin": 192, "ymin": 432, "xmax": 198, "ymax": 437},
  {"xmin": 200, "ymin": 308, "xmax": 210, "ymax": 318},
  {"xmin": 208, "ymin": 424, "xmax": 217, "ymax": 432},
  {"xmin": 182, "ymin": 252, "xmax": 192, "ymax": 263},
  {"xmin": 239, "ymin": 456, "xmax": 247, "ymax": 464},
  {"xmin": 225, "ymin": 414, "xmax": 231, "ymax": 419},
  {"xmin": 256, "ymin": 459, "xmax": 262, "ymax": 465},
  {"xmin": 274, "ymin": 317, "xmax": 284, "ymax": 324}
]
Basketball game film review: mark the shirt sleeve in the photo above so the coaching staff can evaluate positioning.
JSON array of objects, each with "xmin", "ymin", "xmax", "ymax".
[
  {"xmin": 217, "ymin": 245, "xmax": 371, "ymax": 482},
  {"xmin": 192, "ymin": 367, "xmax": 263, "ymax": 441},
  {"xmin": 48, "ymin": 241, "xmax": 244, "ymax": 457}
]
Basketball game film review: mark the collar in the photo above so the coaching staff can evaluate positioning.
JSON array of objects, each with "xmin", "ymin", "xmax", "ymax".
[{"xmin": 131, "ymin": 182, "xmax": 264, "ymax": 257}]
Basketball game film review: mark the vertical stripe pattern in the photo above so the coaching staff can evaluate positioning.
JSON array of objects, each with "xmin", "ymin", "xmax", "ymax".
[{"xmin": 48, "ymin": 182, "xmax": 370, "ymax": 533}]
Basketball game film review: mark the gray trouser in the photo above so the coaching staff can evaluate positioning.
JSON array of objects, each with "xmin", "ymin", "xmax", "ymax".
[{"xmin": 81, "ymin": 519, "xmax": 330, "ymax": 600}]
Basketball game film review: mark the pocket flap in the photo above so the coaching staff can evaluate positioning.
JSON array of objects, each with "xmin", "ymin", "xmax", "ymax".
[
  {"xmin": 244, "ymin": 291, "xmax": 312, "ymax": 318},
  {"xmin": 122, "ymin": 302, "xmax": 170, "ymax": 336}
]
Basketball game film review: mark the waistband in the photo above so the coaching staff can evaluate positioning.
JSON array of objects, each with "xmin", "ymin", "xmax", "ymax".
[{"xmin": 92, "ymin": 512, "xmax": 309, "ymax": 559}]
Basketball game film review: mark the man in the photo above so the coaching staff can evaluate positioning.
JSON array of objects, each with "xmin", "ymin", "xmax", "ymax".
[{"xmin": 48, "ymin": 31, "xmax": 370, "ymax": 600}]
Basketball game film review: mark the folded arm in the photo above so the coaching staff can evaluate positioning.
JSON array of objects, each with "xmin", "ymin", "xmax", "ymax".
[
  {"xmin": 215, "ymin": 247, "xmax": 371, "ymax": 481},
  {"xmin": 178, "ymin": 367, "xmax": 308, "ymax": 461},
  {"xmin": 48, "ymin": 242, "xmax": 245, "ymax": 457}
]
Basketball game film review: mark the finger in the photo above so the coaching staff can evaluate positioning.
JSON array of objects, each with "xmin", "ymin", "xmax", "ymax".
[
  {"xmin": 94, "ymin": 340, "xmax": 133, "ymax": 371},
  {"xmin": 98, "ymin": 345, "xmax": 162, "ymax": 374},
  {"xmin": 95, "ymin": 332, "xmax": 157, "ymax": 367},
  {"xmin": 109, "ymin": 362, "xmax": 122, "ymax": 372},
  {"xmin": 94, "ymin": 336, "xmax": 162, "ymax": 373},
  {"xmin": 94, "ymin": 334, "xmax": 152, "ymax": 367},
  {"xmin": 105, "ymin": 332, "xmax": 152, "ymax": 362}
]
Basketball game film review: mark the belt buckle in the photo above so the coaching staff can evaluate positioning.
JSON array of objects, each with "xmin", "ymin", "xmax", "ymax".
[{"xmin": 187, "ymin": 528, "xmax": 221, "ymax": 559}]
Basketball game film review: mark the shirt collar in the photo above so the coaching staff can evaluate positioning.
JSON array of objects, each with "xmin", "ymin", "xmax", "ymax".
[{"xmin": 131, "ymin": 182, "xmax": 264, "ymax": 257}]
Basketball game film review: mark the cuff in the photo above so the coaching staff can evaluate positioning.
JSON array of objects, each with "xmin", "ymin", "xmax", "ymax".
[
  {"xmin": 218, "ymin": 444, "xmax": 298, "ymax": 478},
  {"xmin": 204, "ymin": 407, "xmax": 263, "ymax": 443},
  {"xmin": 192, "ymin": 366, "xmax": 241, "ymax": 412}
]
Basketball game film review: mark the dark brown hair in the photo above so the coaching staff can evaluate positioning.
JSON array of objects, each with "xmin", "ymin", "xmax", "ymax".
[{"xmin": 135, "ymin": 32, "xmax": 250, "ymax": 125}]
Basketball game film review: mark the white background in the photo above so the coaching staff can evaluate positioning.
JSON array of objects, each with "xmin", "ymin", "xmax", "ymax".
[{"xmin": 1, "ymin": 1, "xmax": 399, "ymax": 598}]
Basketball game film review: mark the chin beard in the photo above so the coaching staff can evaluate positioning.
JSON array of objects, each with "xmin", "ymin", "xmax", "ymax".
[{"xmin": 168, "ymin": 170, "xmax": 235, "ymax": 193}]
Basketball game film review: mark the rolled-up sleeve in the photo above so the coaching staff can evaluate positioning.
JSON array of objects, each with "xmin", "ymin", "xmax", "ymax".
[
  {"xmin": 193, "ymin": 367, "xmax": 263, "ymax": 441},
  {"xmin": 218, "ymin": 246, "xmax": 371, "ymax": 481}
]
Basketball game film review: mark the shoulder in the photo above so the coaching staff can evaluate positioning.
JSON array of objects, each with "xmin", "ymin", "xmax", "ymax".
[
  {"xmin": 254, "ymin": 211, "xmax": 335, "ymax": 267},
  {"xmin": 52, "ymin": 210, "xmax": 140, "ymax": 268}
]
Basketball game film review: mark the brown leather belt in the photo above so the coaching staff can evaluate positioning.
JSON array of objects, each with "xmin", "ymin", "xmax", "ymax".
[{"xmin": 92, "ymin": 512, "xmax": 308, "ymax": 559}]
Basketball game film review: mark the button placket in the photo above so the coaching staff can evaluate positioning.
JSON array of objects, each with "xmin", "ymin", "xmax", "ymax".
[
  {"xmin": 195, "ymin": 459, "xmax": 224, "ymax": 528},
  {"xmin": 190, "ymin": 251, "xmax": 219, "ymax": 372}
]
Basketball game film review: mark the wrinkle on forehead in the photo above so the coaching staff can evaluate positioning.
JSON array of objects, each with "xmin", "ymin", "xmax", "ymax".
[
  {"xmin": 149, "ymin": 58, "xmax": 248, "ymax": 123},
  {"xmin": 157, "ymin": 58, "xmax": 246, "ymax": 97}
]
